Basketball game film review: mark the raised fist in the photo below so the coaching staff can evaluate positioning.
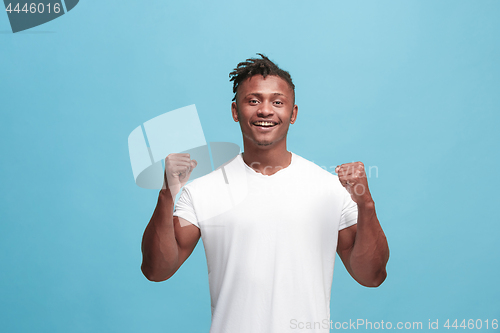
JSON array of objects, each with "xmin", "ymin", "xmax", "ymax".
[
  {"xmin": 335, "ymin": 162, "xmax": 373, "ymax": 205},
  {"xmin": 163, "ymin": 153, "xmax": 197, "ymax": 197}
]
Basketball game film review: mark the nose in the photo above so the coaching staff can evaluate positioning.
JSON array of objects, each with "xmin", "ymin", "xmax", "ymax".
[{"xmin": 257, "ymin": 101, "xmax": 274, "ymax": 118}]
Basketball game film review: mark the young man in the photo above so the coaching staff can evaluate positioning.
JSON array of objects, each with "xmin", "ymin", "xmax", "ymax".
[{"xmin": 141, "ymin": 54, "xmax": 389, "ymax": 333}]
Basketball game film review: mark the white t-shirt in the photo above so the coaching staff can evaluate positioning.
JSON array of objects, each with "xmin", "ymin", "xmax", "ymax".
[{"xmin": 174, "ymin": 152, "xmax": 358, "ymax": 333}]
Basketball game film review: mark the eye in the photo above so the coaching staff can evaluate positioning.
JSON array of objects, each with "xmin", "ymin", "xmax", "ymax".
[
  {"xmin": 274, "ymin": 100, "xmax": 283, "ymax": 106},
  {"xmin": 249, "ymin": 99, "xmax": 259, "ymax": 105}
]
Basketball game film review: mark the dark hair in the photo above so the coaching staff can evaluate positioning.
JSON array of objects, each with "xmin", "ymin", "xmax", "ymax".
[{"xmin": 229, "ymin": 53, "xmax": 295, "ymax": 101}]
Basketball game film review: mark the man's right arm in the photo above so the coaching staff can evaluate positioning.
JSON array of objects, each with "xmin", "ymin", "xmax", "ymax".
[{"xmin": 141, "ymin": 154, "xmax": 200, "ymax": 282}]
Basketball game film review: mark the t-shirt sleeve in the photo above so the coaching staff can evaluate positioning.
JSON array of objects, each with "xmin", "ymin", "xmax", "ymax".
[
  {"xmin": 339, "ymin": 189, "xmax": 358, "ymax": 230},
  {"xmin": 173, "ymin": 186, "xmax": 200, "ymax": 228}
]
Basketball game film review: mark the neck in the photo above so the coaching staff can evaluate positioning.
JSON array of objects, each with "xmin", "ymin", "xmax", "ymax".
[{"xmin": 241, "ymin": 141, "xmax": 292, "ymax": 176}]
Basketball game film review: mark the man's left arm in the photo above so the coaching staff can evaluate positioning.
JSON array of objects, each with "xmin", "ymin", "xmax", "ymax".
[{"xmin": 335, "ymin": 162, "xmax": 389, "ymax": 287}]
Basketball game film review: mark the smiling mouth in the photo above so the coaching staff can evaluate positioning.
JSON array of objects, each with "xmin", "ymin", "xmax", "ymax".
[{"xmin": 253, "ymin": 121, "xmax": 278, "ymax": 128}]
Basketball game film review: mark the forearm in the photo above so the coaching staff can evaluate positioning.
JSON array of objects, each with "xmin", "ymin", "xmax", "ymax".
[
  {"xmin": 141, "ymin": 189, "xmax": 180, "ymax": 281},
  {"xmin": 349, "ymin": 201, "xmax": 389, "ymax": 287}
]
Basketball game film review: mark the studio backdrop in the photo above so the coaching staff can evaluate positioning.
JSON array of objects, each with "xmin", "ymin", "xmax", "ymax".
[{"xmin": 1, "ymin": 1, "xmax": 499, "ymax": 332}]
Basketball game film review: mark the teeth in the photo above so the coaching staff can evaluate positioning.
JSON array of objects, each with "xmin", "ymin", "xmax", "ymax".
[{"xmin": 254, "ymin": 121, "xmax": 276, "ymax": 127}]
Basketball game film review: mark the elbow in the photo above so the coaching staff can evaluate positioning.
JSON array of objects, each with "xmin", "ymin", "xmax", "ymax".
[
  {"xmin": 141, "ymin": 264, "xmax": 173, "ymax": 282},
  {"xmin": 361, "ymin": 269, "xmax": 387, "ymax": 288}
]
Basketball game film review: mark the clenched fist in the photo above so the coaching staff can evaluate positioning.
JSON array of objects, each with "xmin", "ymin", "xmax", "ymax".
[
  {"xmin": 163, "ymin": 153, "xmax": 197, "ymax": 197},
  {"xmin": 335, "ymin": 162, "xmax": 373, "ymax": 205}
]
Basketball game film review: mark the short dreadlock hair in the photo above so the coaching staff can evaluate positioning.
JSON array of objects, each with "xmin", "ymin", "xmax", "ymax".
[{"xmin": 229, "ymin": 53, "xmax": 295, "ymax": 102}]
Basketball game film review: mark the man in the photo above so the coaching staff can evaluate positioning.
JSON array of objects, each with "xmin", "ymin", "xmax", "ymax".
[{"xmin": 141, "ymin": 54, "xmax": 389, "ymax": 332}]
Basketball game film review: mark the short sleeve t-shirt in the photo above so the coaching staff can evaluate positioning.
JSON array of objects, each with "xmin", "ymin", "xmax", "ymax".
[{"xmin": 174, "ymin": 152, "xmax": 357, "ymax": 333}]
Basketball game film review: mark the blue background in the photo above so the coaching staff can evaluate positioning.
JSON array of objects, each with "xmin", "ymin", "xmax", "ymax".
[{"xmin": 1, "ymin": 0, "xmax": 499, "ymax": 332}]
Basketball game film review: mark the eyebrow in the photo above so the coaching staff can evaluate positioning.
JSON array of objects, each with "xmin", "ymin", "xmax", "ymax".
[{"xmin": 244, "ymin": 92, "xmax": 286, "ymax": 98}]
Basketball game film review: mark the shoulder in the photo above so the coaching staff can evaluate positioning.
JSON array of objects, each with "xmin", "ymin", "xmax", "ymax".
[
  {"xmin": 291, "ymin": 153, "xmax": 345, "ymax": 191},
  {"xmin": 292, "ymin": 153, "xmax": 335, "ymax": 179},
  {"xmin": 183, "ymin": 153, "xmax": 241, "ymax": 194}
]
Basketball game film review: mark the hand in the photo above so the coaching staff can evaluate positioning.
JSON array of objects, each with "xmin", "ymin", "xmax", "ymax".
[
  {"xmin": 335, "ymin": 162, "xmax": 373, "ymax": 206},
  {"xmin": 163, "ymin": 153, "xmax": 197, "ymax": 197}
]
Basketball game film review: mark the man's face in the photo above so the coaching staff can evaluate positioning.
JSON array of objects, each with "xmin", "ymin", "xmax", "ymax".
[{"xmin": 231, "ymin": 75, "xmax": 298, "ymax": 149}]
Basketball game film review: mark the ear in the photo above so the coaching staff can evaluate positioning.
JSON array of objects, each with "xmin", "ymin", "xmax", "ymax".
[
  {"xmin": 290, "ymin": 104, "xmax": 298, "ymax": 124},
  {"xmin": 231, "ymin": 102, "xmax": 239, "ymax": 122}
]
